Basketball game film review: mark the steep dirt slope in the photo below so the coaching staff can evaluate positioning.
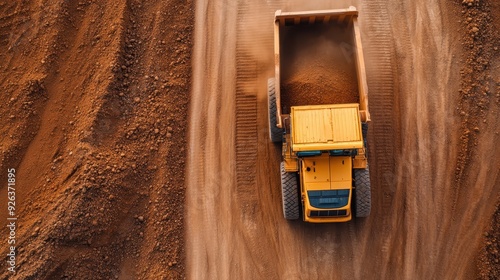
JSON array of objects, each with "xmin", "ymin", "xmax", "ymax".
[{"xmin": 0, "ymin": 0, "xmax": 193, "ymax": 279}]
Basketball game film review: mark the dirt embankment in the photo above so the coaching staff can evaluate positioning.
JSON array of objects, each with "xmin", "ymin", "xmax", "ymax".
[
  {"xmin": 454, "ymin": 0, "xmax": 498, "ymax": 183},
  {"xmin": 0, "ymin": 0, "xmax": 193, "ymax": 279},
  {"xmin": 469, "ymin": 0, "xmax": 500, "ymax": 278}
]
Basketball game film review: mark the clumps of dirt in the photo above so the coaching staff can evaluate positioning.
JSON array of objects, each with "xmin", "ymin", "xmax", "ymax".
[
  {"xmin": 281, "ymin": 66, "xmax": 359, "ymax": 110},
  {"xmin": 0, "ymin": 79, "xmax": 48, "ymax": 181},
  {"xmin": 453, "ymin": 0, "xmax": 500, "ymax": 278},
  {"xmin": 454, "ymin": 0, "xmax": 498, "ymax": 180},
  {"xmin": 478, "ymin": 200, "xmax": 500, "ymax": 279}
]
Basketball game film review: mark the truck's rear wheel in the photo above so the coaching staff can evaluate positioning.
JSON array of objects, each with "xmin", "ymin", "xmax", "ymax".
[
  {"xmin": 281, "ymin": 162, "xmax": 299, "ymax": 220},
  {"xmin": 354, "ymin": 167, "xmax": 371, "ymax": 218},
  {"xmin": 268, "ymin": 78, "xmax": 282, "ymax": 142},
  {"xmin": 362, "ymin": 122, "xmax": 369, "ymax": 155}
]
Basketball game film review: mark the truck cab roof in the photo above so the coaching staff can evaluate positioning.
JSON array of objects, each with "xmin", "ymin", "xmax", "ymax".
[{"xmin": 290, "ymin": 103, "xmax": 364, "ymax": 151}]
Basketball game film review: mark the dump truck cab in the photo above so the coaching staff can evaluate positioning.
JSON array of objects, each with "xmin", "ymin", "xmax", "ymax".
[
  {"xmin": 284, "ymin": 104, "xmax": 367, "ymax": 222},
  {"xmin": 301, "ymin": 153, "xmax": 353, "ymax": 222},
  {"xmin": 268, "ymin": 7, "xmax": 372, "ymax": 223}
]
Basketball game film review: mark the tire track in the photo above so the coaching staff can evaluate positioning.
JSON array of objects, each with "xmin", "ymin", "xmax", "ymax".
[
  {"xmin": 233, "ymin": 1, "xmax": 278, "ymax": 278},
  {"xmin": 234, "ymin": 1, "xmax": 265, "ymax": 204},
  {"xmin": 359, "ymin": 1, "xmax": 399, "ymax": 278},
  {"xmin": 234, "ymin": 56, "xmax": 258, "ymax": 194}
]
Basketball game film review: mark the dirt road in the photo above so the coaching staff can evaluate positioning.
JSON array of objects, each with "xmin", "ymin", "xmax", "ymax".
[{"xmin": 187, "ymin": 0, "xmax": 500, "ymax": 279}]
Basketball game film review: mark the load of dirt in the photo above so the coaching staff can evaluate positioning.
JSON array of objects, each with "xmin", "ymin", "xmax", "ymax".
[
  {"xmin": 281, "ymin": 66, "xmax": 359, "ymax": 110},
  {"xmin": 0, "ymin": 0, "xmax": 193, "ymax": 279},
  {"xmin": 279, "ymin": 23, "xmax": 359, "ymax": 112}
]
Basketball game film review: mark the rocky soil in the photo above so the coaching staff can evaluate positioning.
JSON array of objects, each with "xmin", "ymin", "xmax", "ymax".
[{"xmin": 0, "ymin": 0, "xmax": 193, "ymax": 279}]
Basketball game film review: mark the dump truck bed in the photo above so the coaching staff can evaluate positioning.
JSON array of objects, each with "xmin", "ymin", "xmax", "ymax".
[
  {"xmin": 273, "ymin": 7, "xmax": 370, "ymax": 128},
  {"xmin": 291, "ymin": 104, "xmax": 363, "ymax": 151}
]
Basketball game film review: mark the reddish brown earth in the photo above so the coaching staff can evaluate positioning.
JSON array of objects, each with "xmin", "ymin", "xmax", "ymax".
[
  {"xmin": 474, "ymin": 1, "xmax": 500, "ymax": 278},
  {"xmin": 0, "ymin": 0, "xmax": 499, "ymax": 279},
  {"xmin": 479, "ymin": 200, "xmax": 500, "ymax": 279},
  {"xmin": 0, "ymin": 0, "xmax": 193, "ymax": 279}
]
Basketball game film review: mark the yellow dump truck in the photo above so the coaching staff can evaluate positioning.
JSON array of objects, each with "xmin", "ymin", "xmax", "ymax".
[{"xmin": 268, "ymin": 7, "xmax": 371, "ymax": 223}]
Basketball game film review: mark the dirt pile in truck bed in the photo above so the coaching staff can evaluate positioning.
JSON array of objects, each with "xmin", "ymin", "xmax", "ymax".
[
  {"xmin": 279, "ymin": 22, "xmax": 359, "ymax": 112},
  {"xmin": 281, "ymin": 65, "xmax": 359, "ymax": 110}
]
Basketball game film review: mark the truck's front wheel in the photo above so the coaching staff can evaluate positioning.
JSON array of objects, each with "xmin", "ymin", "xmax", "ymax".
[
  {"xmin": 268, "ymin": 78, "xmax": 282, "ymax": 142},
  {"xmin": 281, "ymin": 162, "xmax": 299, "ymax": 220},
  {"xmin": 354, "ymin": 167, "xmax": 371, "ymax": 218}
]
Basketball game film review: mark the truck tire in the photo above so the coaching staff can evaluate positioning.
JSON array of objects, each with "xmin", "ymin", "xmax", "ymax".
[
  {"xmin": 268, "ymin": 78, "xmax": 282, "ymax": 142},
  {"xmin": 281, "ymin": 162, "xmax": 299, "ymax": 220},
  {"xmin": 354, "ymin": 167, "xmax": 371, "ymax": 218},
  {"xmin": 362, "ymin": 122, "xmax": 368, "ymax": 154}
]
